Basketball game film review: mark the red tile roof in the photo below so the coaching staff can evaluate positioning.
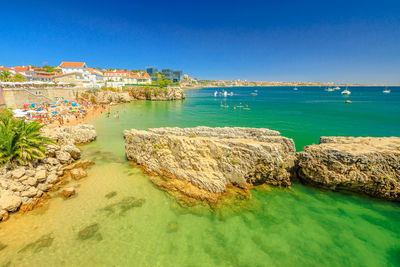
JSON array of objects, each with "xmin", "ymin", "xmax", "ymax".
[
  {"xmin": 60, "ymin": 62, "xmax": 86, "ymax": 68},
  {"xmin": 13, "ymin": 66, "xmax": 29, "ymax": 72},
  {"xmin": 88, "ymin": 68, "xmax": 103, "ymax": 75}
]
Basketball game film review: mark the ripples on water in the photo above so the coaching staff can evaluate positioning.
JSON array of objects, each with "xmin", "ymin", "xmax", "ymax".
[{"xmin": 1, "ymin": 87, "xmax": 400, "ymax": 266}]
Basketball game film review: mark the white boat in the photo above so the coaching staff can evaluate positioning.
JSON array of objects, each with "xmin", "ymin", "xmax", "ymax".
[
  {"xmin": 325, "ymin": 88, "xmax": 335, "ymax": 92},
  {"xmin": 293, "ymin": 87, "xmax": 298, "ymax": 91},
  {"xmin": 334, "ymin": 86, "xmax": 340, "ymax": 90},
  {"xmin": 214, "ymin": 91, "xmax": 218, "ymax": 97},
  {"xmin": 250, "ymin": 92, "xmax": 257, "ymax": 96},
  {"xmin": 383, "ymin": 89, "xmax": 391, "ymax": 94},
  {"xmin": 341, "ymin": 89, "xmax": 351, "ymax": 95},
  {"xmin": 223, "ymin": 91, "xmax": 228, "ymax": 97}
]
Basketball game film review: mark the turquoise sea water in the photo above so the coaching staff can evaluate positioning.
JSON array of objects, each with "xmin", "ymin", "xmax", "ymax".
[{"xmin": 1, "ymin": 86, "xmax": 400, "ymax": 266}]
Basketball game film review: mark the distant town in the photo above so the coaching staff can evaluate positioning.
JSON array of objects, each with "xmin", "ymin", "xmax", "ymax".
[{"xmin": 0, "ymin": 62, "xmax": 392, "ymax": 90}]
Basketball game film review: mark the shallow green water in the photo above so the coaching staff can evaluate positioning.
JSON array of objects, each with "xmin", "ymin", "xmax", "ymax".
[{"xmin": 1, "ymin": 87, "xmax": 400, "ymax": 266}]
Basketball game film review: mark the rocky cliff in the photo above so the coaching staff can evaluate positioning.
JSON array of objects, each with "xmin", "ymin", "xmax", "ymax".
[
  {"xmin": 126, "ymin": 87, "xmax": 186, "ymax": 101},
  {"xmin": 94, "ymin": 91, "xmax": 133, "ymax": 104},
  {"xmin": 124, "ymin": 127, "xmax": 296, "ymax": 203},
  {"xmin": 89, "ymin": 88, "xmax": 185, "ymax": 104},
  {"xmin": 297, "ymin": 136, "xmax": 400, "ymax": 201},
  {"xmin": 0, "ymin": 125, "xmax": 97, "ymax": 221}
]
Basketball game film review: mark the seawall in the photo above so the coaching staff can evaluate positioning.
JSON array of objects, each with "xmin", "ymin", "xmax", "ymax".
[{"xmin": 3, "ymin": 87, "xmax": 87, "ymax": 107}]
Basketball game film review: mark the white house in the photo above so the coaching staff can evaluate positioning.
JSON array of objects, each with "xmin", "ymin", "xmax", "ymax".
[
  {"xmin": 60, "ymin": 62, "xmax": 88, "ymax": 74},
  {"xmin": 88, "ymin": 68, "xmax": 104, "ymax": 83}
]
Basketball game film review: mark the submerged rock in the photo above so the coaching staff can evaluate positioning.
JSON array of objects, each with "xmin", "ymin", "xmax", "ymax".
[
  {"xmin": 101, "ymin": 196, "xmax": 145, "ymax": 216},
  {"xmin": 124, "ymin": 127, "xmax": 296, "ymax": 203},
  {"xmin": 61, "ymin": 187, "xmax": 76, "ymax": 199},
  {"xmin": 70, "ymin": 168, "xmax": 87, "ymax": 180},
  {"xmin": 105, "ymin": 191, "xmax": 117, "ymax": 199},
  {"xmin": 77, "ymin": 223, "xmax": 101, "ymax": 241},
  {"xmin": 166, "ymin": 221, "xmax": 179, "ymax": 233},
  {"xmin": 297, "ymin": 136, "xmax": 400, "ymax": 201},
  {"xmin": 0, "ymin": 242, "xmax": 7, "ymax": 251},
  {"xmin": 18, "ymin": 234, "xmax": 54, "ymax": 254}
]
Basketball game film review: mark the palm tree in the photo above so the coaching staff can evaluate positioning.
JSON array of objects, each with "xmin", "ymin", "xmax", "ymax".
[
  {"xmin": 0, "ymin": 115, "xmax": 54, "ymax": 167},
  {"xmin": 0, "ymin": 71, "xmax": 11, "ymax": 82}
]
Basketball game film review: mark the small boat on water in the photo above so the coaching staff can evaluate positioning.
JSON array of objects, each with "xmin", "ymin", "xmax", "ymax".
[
  {"xmin": 334, "ymin": 86, "xmax": 340, "ymax": 90},
  {"xmin": 250, "ymin": 92, "xmax": 257, "ymax": 96},
  {"xmin": 230, "ymin": 92, "xmax": 234, "ymax": 96},
  {"xmin": 293, "ymin": 87, "xmax": 298, "ymax": 91},
  {"xmin": 345, "ymin": 100, "xmax": 352, "ymax": 103},
  {"xmin": 341, "ymin": 89, "xmax": 351, "ymax": 95},
  {"xmin": 383, "ymin": 89, "xmax": 391, "ymax": 94},
  {"xmin": 325, "ymin": 88, "xmax": 335, "ymax": 92},
  {"xmin": 214, "ymin": 91, "xmax": 218, "ymax": 97},
  {"xmin": 223, "ymin": 91, "xmax": 228, "ymax": 97}
]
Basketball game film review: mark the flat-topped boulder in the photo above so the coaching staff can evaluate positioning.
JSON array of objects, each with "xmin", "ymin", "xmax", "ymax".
[
  {"xmin": 297, "ymin": 136, "xmax": 400, "ymax": 201},
  {"xmin": 124, "ymin": 127, "xmax": 296, "ymax": 203}
]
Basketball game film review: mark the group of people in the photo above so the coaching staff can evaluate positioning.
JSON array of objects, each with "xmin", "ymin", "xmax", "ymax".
[{"xmin": 11, "ymin": 99, "xmax": 112, "ymax": 126}]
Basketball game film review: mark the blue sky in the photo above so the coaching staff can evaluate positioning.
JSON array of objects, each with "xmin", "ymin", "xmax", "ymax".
[{"xmin": 1, "ymin": 0, "xmax": 399, "ymax": 84}]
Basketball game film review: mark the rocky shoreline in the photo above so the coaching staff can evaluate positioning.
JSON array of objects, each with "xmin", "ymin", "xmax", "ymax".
[
  {"xmin": 0, "ymin": 124, "xmax": 97, "ymax": 222},
  {"xmin": 88, "ymin": 87, "xmax": 186, "ymax": 104},
  {"xmin": 124, "ymin": 127, "xmax": 400, "ymax": 204}
]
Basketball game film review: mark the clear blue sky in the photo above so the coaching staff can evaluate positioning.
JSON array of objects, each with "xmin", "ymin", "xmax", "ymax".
[{"xmin": 1, "ymin": 0, "xmax": 399, "ymax": 84}]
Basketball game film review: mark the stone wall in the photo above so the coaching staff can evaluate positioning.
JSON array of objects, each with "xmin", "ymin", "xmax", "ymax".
[{"xmin": 3, "ymin": 87, "xmax": 87, "ymax": 107}]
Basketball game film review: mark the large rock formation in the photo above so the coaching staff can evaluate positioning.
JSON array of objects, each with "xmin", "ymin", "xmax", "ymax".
[
  {"xmin": 94, "ymin": 91, "xmax": 133, "ymax": 104},
  {"xmin": 126, "ymin": 87, "xmax": 186, "ymax": 101},
  {"xmin": 297, "ymin": 136, "xmax": 400, "ymax": 201},
  {"xmin": 124, "ymin": 127, "xmax": 296, "ymax": 203},
  {"xmin": 41, "ymin": 124, "xmax": 97, "ymax": 145}
]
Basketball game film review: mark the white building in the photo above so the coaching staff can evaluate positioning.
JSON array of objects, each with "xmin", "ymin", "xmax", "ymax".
[
  {"xmin": 103, "ymin": 70, "xmax": 152, "ymax": 87},
  {"xmin": 60, "ymin": 62, "xmax": 88, "ymax": 74},
  {"xmin": 87, "ymin": 68, "xmax": 104, "ymax": 83}
]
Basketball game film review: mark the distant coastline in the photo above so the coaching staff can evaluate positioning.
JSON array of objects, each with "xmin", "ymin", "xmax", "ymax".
[{"xmin": 181, "ymin": 82, "xmax": 399, "ymax": 90}]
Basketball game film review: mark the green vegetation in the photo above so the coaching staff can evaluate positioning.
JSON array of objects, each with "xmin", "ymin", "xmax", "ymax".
[
  {"xmin": 0, "ymin": 71, "xmax": 27, "ymax": 82},
  {"xmin": 43, "ymin": 65, "xmax": 55, "ymax": 73},
  {"xmin": 0, "ymin": 109, "xmax": 54, "ymax": 167}
]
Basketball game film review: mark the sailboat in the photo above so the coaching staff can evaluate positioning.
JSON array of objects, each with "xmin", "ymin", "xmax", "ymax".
[{"xmin": 341, "ymin": 88, "xmax": 351, "ymax": 95}]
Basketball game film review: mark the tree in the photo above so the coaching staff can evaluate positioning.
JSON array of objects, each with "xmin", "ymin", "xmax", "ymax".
[
  {"xmin": 0, "ymin": 113, "xmax": 54, "ymax": 167},
  {"xmin": 0, "ymin": 71, "xmax": 12, "ymax": 82},
  {"xmin": 43, "ymin": 65, "xmax": 55, "ymax": 73},
  {"xmin": 14, "ymin": 74, "xmax": 27, "ymax": 82}
]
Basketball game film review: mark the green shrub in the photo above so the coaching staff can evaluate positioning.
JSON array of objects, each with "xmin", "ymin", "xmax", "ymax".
[{"xmin": 0, "ymin": 116, "xmax": 54, "ymax": 167}]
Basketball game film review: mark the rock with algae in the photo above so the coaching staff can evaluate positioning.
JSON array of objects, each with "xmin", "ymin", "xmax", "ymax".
[
  {"xmin": 77, "ymin": 223, "xmax": 102, "ymax": 241},
  {"xmin": 101, "ymin": 196, "xmax": 145, "ymax": 216},
  {"xmin": 18, "ymin": 234, "xmax": 54, "ymax": 254}
]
